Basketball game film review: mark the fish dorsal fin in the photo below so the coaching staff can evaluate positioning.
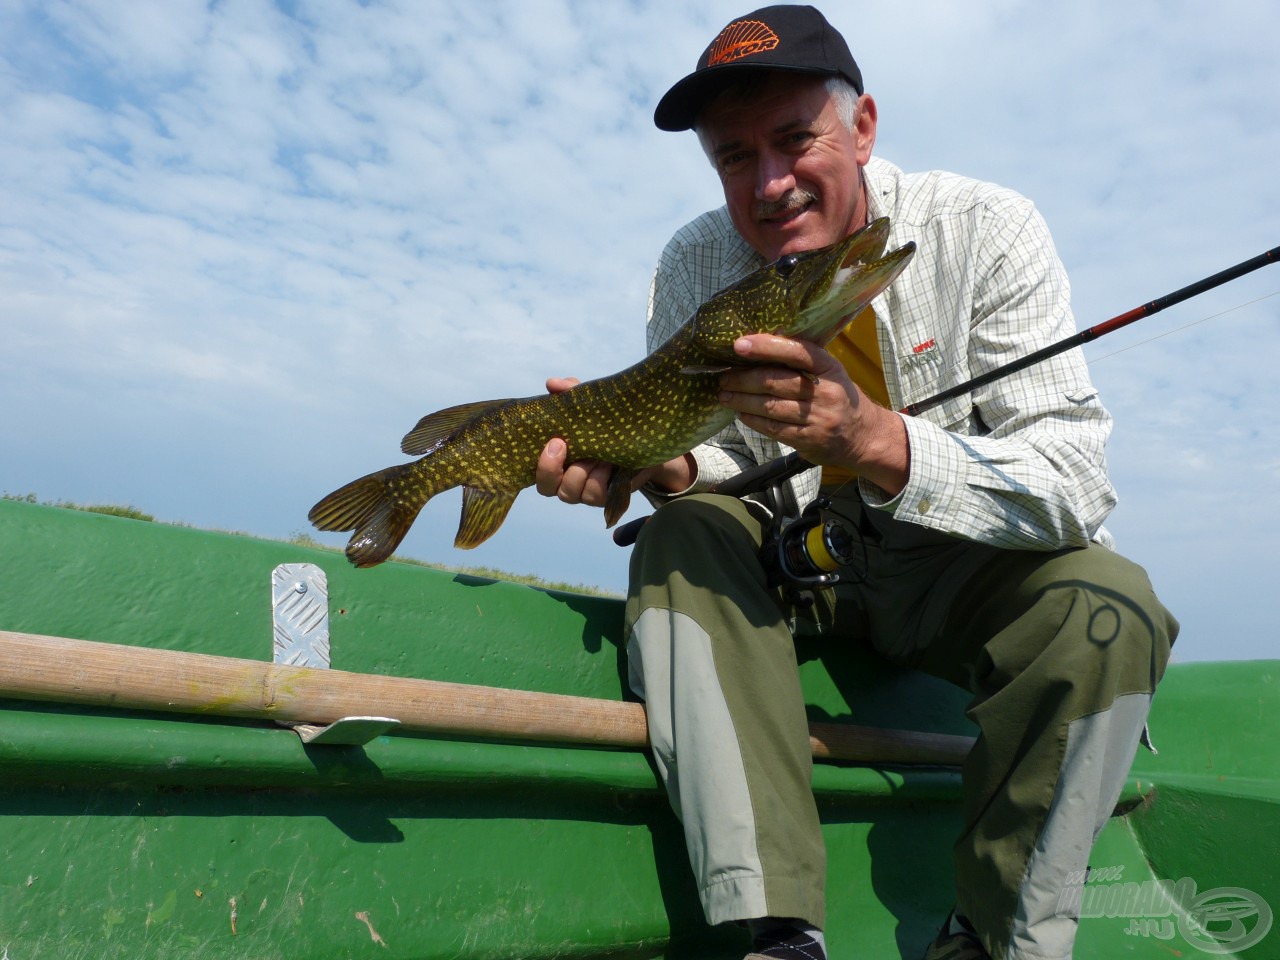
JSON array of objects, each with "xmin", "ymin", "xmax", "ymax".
[
  {"xmin": 455, "ymin": 486, "xmax": 519, "ymax": 549},
  {"xmin": 401, "ymin": 399, "xmax": 515, "ymax": 455}
]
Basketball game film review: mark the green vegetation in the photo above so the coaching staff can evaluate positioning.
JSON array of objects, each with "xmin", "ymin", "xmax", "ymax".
[
  {"xmin": 2, "ymin": 493, "xmax": 619, "ymax": 598},
  {"xmin": 2, "ymin": 492, "xmax": 154, "ymax": 522}
]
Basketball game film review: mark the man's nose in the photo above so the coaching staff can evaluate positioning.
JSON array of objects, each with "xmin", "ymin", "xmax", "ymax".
[{"xmin": 756, "ymin": 151, "xmax": 796, "ymax": 201}]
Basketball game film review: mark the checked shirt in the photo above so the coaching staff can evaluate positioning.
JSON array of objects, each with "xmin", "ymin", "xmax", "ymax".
[{"xmin": 645, "ymin": 155, "xmax": 1117, "ymax": 551}]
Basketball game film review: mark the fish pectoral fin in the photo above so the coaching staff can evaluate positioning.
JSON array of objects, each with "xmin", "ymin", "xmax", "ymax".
[
  {"xmin": 680, "ymin": 364, "xmax": 733, "ymax": 376},
  {"xmin": 603, "ymin": 467, "xmax": 638, "ymax": 529},
  {"xmin": 455, "ymin": 486, "xmax": 519, "ymax": 549},
  {"xmin": 402, "ymin": 399, "xmax": 515, "ymax": 455}
]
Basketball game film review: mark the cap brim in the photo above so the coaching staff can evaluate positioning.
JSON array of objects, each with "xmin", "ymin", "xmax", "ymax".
[{"xmin": 653, "ymin": 62, "xmax": 841, "ymax": 132}]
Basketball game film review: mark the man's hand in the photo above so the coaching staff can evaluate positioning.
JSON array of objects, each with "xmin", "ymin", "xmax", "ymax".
[
  {"xmin": 534, "ymin": 377, "xmax": 696, "ymax": 510},
  {"xmin": 717, "ymin": 334, "xmax": 910, "ymax": 496}
]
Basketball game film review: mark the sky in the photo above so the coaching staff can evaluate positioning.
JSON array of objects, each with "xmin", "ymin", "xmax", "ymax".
[{"xmin": 1, "ymin": 0, "xmax": 1277, "ymax": 663}]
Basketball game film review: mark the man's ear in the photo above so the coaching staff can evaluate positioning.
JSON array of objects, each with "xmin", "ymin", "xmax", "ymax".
[{"xmin": 855, "ymin": 93, "xmax": 878, "ymax": 164}]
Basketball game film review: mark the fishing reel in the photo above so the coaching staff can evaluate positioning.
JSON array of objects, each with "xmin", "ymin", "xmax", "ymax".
[
  {"xmin": 759, "ymin": 487, "xmax": 864, "ymax": 607},
  {"xmin": 611, "ymin": 460, "xmax": 868, "ymax": 607}
]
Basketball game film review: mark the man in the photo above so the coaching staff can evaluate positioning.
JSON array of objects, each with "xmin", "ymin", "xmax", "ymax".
[{"xmin": 537, "ymin": 6, "xmax": 1176, "ymax": 959}]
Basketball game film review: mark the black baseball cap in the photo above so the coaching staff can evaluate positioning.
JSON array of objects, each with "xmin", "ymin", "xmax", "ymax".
[{"xmin": 654, "ymin": 5, "xmax": 863, "ymax": 132}]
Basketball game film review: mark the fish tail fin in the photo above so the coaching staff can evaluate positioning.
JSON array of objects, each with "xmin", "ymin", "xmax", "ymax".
[{"xmin": 308, "ymin": 463, "xmax": 427, "ymax": 568}]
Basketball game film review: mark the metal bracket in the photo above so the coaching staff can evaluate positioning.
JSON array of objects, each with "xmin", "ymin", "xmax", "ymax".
[
  {"xmin": 289, "ymin": 716, "xmax": 401, "ymax": 746},
  {"xmin": 271, "ymin": 563, "xmax": 400, "ymax": 746},
  {"xmin": 272, "ymin": 562, "xmax": 331, "ymax": 669}
]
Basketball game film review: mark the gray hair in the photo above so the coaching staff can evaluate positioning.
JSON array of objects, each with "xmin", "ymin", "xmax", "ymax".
[{"xmin": 694, "ymin": 75, "xmax": 862, "ymax": 164}]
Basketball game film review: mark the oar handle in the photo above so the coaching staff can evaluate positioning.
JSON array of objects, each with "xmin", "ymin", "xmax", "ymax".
[{"xmin": 0, "ymin": 630, "xmax": 974, "ymax": 765}]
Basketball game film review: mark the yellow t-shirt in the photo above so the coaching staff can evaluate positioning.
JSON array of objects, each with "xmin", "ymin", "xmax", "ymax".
[{"xmin": 820, "ymin": 305, "xmax": 889, "ymax": 487}]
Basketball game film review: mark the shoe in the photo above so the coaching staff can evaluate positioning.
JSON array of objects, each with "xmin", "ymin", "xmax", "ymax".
[
  {"xmin": 746, "ymin": 923, "xmax": 827, "ymax": 960},
  {"xmin": 923, "ymin": 912, "xmax": 991, "ymax": 960}
]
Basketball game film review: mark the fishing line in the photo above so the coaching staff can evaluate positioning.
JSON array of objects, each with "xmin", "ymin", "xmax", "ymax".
[{"xmin": 1088, "ymin": 289, "xmax": 1280, "ymax": 363}]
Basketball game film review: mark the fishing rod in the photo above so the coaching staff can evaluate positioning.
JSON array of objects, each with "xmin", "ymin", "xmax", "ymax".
[
  {"xmin": 614, "ymin": 242, "xmax": 1280, "ymax": 546},
  {"xmin": 707, "ymin": 242, "xmax": 1280, "ymax": 500}
]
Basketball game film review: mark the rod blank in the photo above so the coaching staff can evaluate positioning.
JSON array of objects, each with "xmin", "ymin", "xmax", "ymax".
[{"xmin": 710, "ymin": 244, "xmax": 1280, "ymax": 496}]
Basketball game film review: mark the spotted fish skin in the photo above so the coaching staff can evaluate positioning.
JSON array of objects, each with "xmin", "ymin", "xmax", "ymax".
[{"xmin": 309, "ymin": 218, "xmax": 915, "ymax": 567}]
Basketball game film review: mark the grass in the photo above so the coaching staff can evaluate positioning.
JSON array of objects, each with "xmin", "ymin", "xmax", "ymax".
[
  {"xmin": 1, "ymin": 493, "xmax": 621, "ymax": 599},
  {"xmin": 1, "ymin": 491, "xmax": 155, "ymax": 522}
]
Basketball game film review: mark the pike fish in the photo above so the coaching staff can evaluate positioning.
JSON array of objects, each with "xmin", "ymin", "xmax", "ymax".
[{"xmin": 309, "ymin": 217, "xmax": 915, "ymax": 567}]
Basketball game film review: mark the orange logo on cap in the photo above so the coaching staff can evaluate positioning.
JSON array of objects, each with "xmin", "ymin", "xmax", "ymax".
[{"xmin": 707, "ymin": 19, "xmax": 780, "ymax": 66}]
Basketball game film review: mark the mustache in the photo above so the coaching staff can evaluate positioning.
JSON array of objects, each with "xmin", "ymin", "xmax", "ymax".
[{"xmin": 755, "ymin": 189, "xmax": 818, "ymax": 219}]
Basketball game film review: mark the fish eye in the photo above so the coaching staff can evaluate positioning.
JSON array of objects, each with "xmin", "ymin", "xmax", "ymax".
[{"xmin": 776, "ymin": 254, "xmax": 800, "ymax": 277}]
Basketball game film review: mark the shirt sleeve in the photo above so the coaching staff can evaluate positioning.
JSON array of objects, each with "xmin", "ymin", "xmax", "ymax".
[{"xmin": 860, "ymin": 198, "xmax": 1119, "ymax": 551}]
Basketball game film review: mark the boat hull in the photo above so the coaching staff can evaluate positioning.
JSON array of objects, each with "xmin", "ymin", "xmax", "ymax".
[{"xmin": 1, "ymin": 499, "xmax": 1275, "ymax": 958}]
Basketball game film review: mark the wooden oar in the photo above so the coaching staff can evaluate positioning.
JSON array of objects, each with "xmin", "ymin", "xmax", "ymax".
[{"xmin": 0, "ymin": 629, "xmax": 974, "ymax": 766}]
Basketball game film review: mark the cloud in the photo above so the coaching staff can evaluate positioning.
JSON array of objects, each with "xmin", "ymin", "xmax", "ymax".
[{"xmin": 1, "ymin": 0, "xmax": 1277, "ymax": 661}]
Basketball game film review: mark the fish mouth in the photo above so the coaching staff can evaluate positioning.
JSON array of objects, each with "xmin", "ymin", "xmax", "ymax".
[{"xmin": 791, "ymin": 218, "xmax": 915, "ymax": 345}]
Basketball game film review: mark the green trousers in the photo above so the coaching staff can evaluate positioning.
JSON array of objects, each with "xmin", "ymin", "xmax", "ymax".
[{"xmin": 624, "ymin": 491, "xmax": 1176, "ymax": 960}]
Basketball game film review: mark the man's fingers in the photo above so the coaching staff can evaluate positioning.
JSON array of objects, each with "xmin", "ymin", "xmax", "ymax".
[
  {"xmin": 558, "ymin": 459, "xmax": 610, "ymax": 505},
  {"xmin": 720, "ymin": 365, "xmax": 820, "ymax": 399},
  {"xmin": 535, "ymin": 437, "xmax": 569, "ymax": 496},
  {"xmin": 546, "ymin": 376, "xmax": 582, "ymax": 395},
  {"xmin": 724, "ymin": 390, "xmax": 815, "ymax": 426},
  {"xmin": 721, "ymin": 336, "xmax": 843, "ymax": 399},
  {"xmin": 732, "ymin": 333, "xmax": 825, "ymax": 372},
  {"xmin": 536, "ymin": 434, "xmax": 620, "ymax": 508}
]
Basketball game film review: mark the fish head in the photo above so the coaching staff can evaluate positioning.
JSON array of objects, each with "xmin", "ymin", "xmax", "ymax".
[{"xmin": 691, "ymin": 217, "xmax": 916, "ymax": 354}]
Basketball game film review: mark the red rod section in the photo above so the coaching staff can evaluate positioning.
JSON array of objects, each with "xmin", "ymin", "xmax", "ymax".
[
  {"xmin": 901, "ymin": 244, "xmax": 1280, "ymax": 417},
  {"xmin": 704, "ymin": 245, "xmax": 1280, "ymax": 501}
]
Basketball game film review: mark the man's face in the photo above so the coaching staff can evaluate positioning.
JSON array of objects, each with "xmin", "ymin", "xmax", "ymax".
[{"xmin": 698, "ymin": 73, "xmax": 875, "ymax": 262}]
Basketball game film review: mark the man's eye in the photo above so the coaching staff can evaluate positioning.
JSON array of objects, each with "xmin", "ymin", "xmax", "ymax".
[{"xmin": 718, "ymin": 152, "xmax": 748, "ymax": 172}]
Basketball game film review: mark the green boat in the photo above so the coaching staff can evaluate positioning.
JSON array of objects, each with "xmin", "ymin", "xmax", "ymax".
[{"xmin": 1, "ymin": 497, "xmax": 1276, "ymax": 958}]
